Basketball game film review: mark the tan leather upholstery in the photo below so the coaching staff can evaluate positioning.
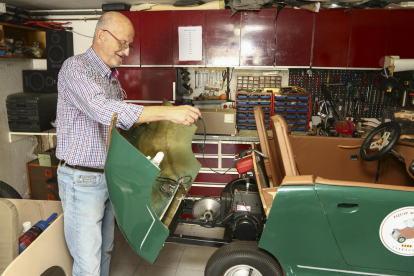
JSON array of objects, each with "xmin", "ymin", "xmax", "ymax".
[
  {"xmin": 316, "ymin": 177, "xmax": 414, "ymax": 192},
  {"xmin": 281, "ymin": 175, "xmax": 314, "ymax": 186},
  {"xmin": 254, "ymin": 107, "xmax": 283, "ymax": 186},
  {"xmin": 271, "ymin": 115, "xmax": 299, "ymax": 177}
]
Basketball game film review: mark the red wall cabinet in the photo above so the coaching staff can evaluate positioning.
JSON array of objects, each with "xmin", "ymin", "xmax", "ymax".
[
  {"xmin": 240, "ymin": 10, "xmax": 277, "ymax": 67},
  {"xmin": 172, "ymin": 10, "xmax": 206, "ymax": 66},
  {"xmin": 348, "ymin": 9, "xmax": 389, "ymax": 68},
  {"xmin": 140, "ymin": 11, "xmax": 173, "ymax": 66},
  {"xmin": 386, "ymin": 10, "xmax": 414, "ymax": 59},
  {"xmin": 119, "ymin": 11, "xmax": 141, "ymax": 66},
  {"xmin": 275, "ymin": 10, "xmax": 314, "ymax": 67},
  {"xmin": 206, "ymin": 10, "xmax": 241, "ymax": 67},
  {"xmin": 117, "ymin": 67, "xmax": 176, "ymax": 101},
  {"xmin": 313, "ymin": 9, "xmax": 352, "ymax": 68}
]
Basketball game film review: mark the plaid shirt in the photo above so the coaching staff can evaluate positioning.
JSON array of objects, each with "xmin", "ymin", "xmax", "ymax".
[{"xmin": 56, "ymin": 47, "xmax": 143, "ymax": 168}]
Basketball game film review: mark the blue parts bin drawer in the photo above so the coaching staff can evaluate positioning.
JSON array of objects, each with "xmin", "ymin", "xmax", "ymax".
[
  {"xmin": 297, "ymin": 115, "xmax": 308, "ymax": 119},
  {"xmin": 286, "ymin": 103, "xmax": 297, "ymax": 106},
  {"xmin": 260, "ymin": 95, "xmax": 271, "ymax": 99},
  {"xmin": 298, "ymin": 103, "xmax": 308, "ymax": 106},
  {"xmin": 237, "ymin": 107, "xmax": 247, "ymax": 111},
  {"xmin": 275, "ymin": 96, "xmax": 285, "ymax": 100},
  {"xmin": 287, "ymin": 109, "xmax": 297, "ymax": 112},
  {"xmin": 296, "ymin": 127, "xmax": 307, "ymax": 131},
  {"xmin": 237, "ymin": 120, "xmax": 247, "ymax": 123},
  {"xmin": 237, "ymin": 114, "xmax": 247, "ymax": 118},
  {"xmin": 248, "ymin": 102, "xmax": 259, "ymax": 105},
  {"xmin": 249, "ymin": 95, "xmax": 259, "ymax": 99},
  {"xmin": 298, "ymin": 97, "xmax": 309, "ymax": 100},
  {"xmin": 247, "ymin": 114, "xmax": 255, "ymax": 117},
  {"xmin": 237, "ymin": 125, "xmax": 247, "ymax": 130},
  {"xmin": 275, "ymin": 102, "xmax": 284, "ymax": 106},
  {"xmin": 237, "ymin": 101, "xmax": 247, "ymax": 105},
  {"xmin": 296, "ymin": 122, "xmax": 307, "ymax": 125},
  {"xmin": 297, "ymin": 109, "xmax": 308, "ymax": 112},
  {"xmin": 260, "ymin": 102, "xmax": 270, "ymax": 105},
  {"xmin": 286, "ymin": 115, "xmax": 296, "ymax": 119},
  {"xmin": 248, "ymin": 126, "xmax": 257, "ymax": 130},
  {"xmin": 263, "ymin": 107, "xmax": 270, "ymax": 111},
  {"xmin": 248, "ymin": 107, "xmax": 253, "ymax": 111},
  {"xmin": 287, "ymin": 96, "xmax": 297, "ymax": 100},
  {"xmin": 247, "ymin": 120, "xmax": 255, "ymax": 124},
  {"xmin": 237, "ymin": 95, "xmax": 248, "ymax": 99},
  {"xmin": 275, "ymin": 109, "xmax": 285, "ymax": 112}
]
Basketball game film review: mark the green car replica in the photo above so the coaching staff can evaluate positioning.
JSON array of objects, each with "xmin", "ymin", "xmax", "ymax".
[{"xmin": 105, "ymin": 104, "xmax": 414, "ymax": 276}]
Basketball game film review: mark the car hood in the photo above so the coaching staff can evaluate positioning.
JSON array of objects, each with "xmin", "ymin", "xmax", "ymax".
[{"xmin": 105, "ymin": 110, "xmax": 201, "ymax": 264}]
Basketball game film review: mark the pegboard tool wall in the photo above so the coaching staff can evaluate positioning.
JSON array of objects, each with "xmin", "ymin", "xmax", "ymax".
[{"xmin": 288, "ymin": 69, "xmax": 400, "ymax": 118}]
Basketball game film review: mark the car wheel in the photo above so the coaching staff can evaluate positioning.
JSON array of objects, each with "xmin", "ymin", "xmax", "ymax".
[
  {"xmin": 0, "ymin": 181, "xmax": 22, "ymax": 199},
  {"xmin": 398, "ymin": 237, "xmax": 406, "ymax": 243},
  {"xmin": 205, "ymin": 241, "xmax": 283, "ymax": 276}
]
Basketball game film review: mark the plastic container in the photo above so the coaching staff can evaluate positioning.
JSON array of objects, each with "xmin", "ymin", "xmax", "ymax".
[
  {"xmin": 19, "ymin": 213, "xmax": 57, "ymax": 254},
  {"xmin": 22, "ymin": 221, "xmax": 31, "ymax": 234},
  {"xmin": 151, "ymin": 152, "xmax": 164, "ymax": 168}
]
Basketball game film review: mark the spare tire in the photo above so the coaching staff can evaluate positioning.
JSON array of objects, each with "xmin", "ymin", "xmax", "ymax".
[{"xmin": 0, "ymin": 181, "xmax": 22, "ymax": 199}]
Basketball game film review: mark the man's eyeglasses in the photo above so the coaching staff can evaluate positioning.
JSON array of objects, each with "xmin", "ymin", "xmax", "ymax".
[{"xmin": 103, "ymin": 30, "xmax": 134, "ymax": 51}]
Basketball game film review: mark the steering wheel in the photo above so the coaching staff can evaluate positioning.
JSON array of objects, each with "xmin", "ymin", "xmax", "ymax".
[{"xmin": 360, "ymin": 121, "xmax": 401, "ymax": 162}]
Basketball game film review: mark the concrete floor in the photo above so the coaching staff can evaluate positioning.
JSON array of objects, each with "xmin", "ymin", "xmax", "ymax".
[{"xmin": 41, "ymin": 223, "xmax": 224, "ymax": 276}]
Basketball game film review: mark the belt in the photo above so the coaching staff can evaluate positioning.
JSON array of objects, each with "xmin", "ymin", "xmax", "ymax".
[{"xmin": 59, "ymin": 160, "xmax": 104, "ymax": 173}]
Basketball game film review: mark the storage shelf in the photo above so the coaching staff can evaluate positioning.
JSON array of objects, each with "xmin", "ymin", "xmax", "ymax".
[
  {"xmin": 0, "ymin": 56, "xmax": 46, "ymax": 60},
  {"xmin": 192, "ymin": 100, "xmax": 226, "ymax": 104},
  {"xmin": 9, "ymin": 128, "xmax": 56, "ymax": 143}
]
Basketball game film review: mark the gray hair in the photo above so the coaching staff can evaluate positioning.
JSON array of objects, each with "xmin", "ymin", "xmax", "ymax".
[{"xmin": 93, "ymin": 12, "xmax": 114, "ymax": 42}]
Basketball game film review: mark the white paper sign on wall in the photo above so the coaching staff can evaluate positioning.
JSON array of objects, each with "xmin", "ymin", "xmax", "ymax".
[{"xmin": 178, "ymin": 26, "xmax": 202, "ymax": 61}]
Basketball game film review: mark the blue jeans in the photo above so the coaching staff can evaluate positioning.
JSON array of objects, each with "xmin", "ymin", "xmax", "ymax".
[{"xmin": 57, "ymin": 163, "xmax": 115, "ymax": 276}]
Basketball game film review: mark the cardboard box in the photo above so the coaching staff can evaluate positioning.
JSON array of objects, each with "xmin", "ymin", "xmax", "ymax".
[
  {"xmin": 194, "ymin": 109, "xmax": 236, "ymax": 136},
  {"xmin": 38, "ymin": 149, "xmax": 59, "ymax": 167}
]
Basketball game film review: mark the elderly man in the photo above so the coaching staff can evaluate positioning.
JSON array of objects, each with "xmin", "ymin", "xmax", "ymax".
[{"xmin": 56, "ymin": 11, "xmax": 200, "ymax": 276}]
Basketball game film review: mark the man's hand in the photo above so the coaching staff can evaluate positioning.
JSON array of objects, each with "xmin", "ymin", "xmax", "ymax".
[
  {"xmin": 134, "ymin": 105, "xmax": 202, "ymax": 127},
  {"xmin": 166, "ymin": 105, "xmax": 201, "ymax": 126}
]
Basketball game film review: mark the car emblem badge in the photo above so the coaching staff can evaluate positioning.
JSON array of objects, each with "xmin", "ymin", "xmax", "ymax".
[{"xmin": 380, "ymin": 206, "xmax": 414, "ymax": 256}]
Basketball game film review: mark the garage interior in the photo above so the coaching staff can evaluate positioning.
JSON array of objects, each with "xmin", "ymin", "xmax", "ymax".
[{"xmin": 1, "ymin": 0, "xmax": 414, "ymax": 275}]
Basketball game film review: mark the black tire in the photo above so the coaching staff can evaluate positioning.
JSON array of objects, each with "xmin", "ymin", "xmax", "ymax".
[
  {"xmin": 0, "ymin": 181, "xmax": 22, "ymax": 199},
  {"xmin": 205, "ymin": 241, "xmax": 283, "ymax": 276},
  {"xmin": 398, "ymin": 237, "xmax": 406, "ymax": 243}
]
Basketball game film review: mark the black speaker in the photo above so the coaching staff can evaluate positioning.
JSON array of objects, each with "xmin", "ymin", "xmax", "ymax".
[
  {"xmin": 46, "ymin": 30, "xmax": 74, "ymax": 71},
  {"xmin": 23, "ymin": 70, "xmax": 58, "ymax": 93}
]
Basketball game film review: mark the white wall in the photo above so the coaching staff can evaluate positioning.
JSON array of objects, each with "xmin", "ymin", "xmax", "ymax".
[{"xmin": 0, "ymin": 59, "xmax": 37, "ymax": 197}]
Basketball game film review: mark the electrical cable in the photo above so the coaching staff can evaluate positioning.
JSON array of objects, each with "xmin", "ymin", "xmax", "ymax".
[
  {"xmin": 157, "ymin": 175, "xmax": 192, "ymax": 198},
  {"xmin": 199, "ymin": 117, "xmax": 241, "ymax": 175}
]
